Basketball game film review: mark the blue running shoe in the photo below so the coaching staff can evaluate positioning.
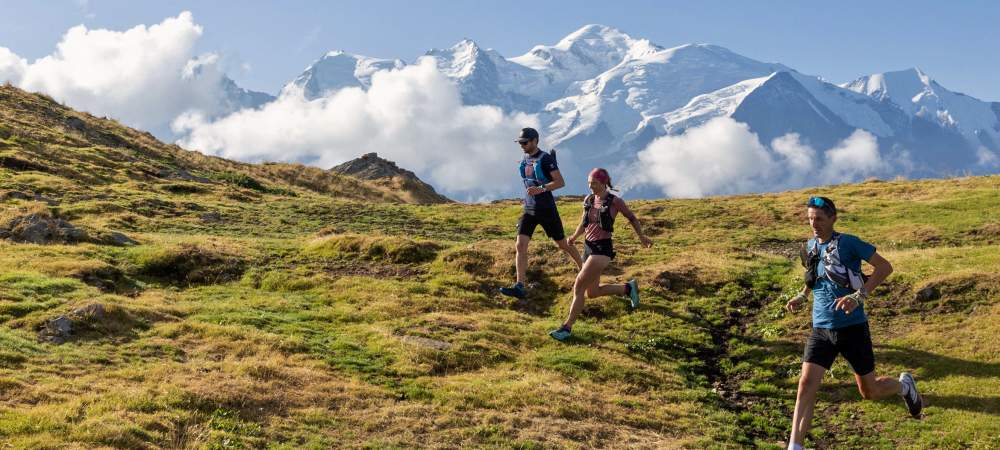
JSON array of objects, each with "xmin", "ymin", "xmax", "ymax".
[
  {"xmin": 499, "ymin": 282, "xmax": 526, "ymax": 299},
  {"xmin": 627, "ymin": 279, "xmax": 640, "ymax": 309},
  {"xmin": 549, "ymin": 326, "xmax": 572, "ymax": 341}
]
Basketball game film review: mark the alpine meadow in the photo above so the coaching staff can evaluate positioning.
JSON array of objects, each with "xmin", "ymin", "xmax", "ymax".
[{"xmin": 0, "ymin": 84, "xmax": 998, "ymax": 448}]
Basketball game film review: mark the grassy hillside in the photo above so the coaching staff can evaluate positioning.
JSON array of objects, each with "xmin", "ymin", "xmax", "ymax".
[{"xmin": 1, "ymin": 85, "xmax": 998, "ymax": 449}]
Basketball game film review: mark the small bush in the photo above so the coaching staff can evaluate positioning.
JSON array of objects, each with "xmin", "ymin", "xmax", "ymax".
[
  {"xmin": 439, "ymin": 247, "xmax": 496, "ymax": 276},
  {"xmin": 217, "ymin": 171, "xmax": 267, "ymax": 192},
  {"xmin": 126, "ymin": 242, "xmax": 248, "ymax": 285},
  {"xmin": 215, "ymin": 171, "xmax": 297, "ymax": 197},
  {"xmin": 161, "ymin": 183, "xmax": 209, "ymax": 195},
  {"xmin": 304, "ymin": 234, "xmax": 440, "ymax": 264}
]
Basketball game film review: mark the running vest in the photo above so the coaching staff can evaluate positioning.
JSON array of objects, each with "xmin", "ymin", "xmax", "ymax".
[
  {"xmin": 518, "ymin": 150, "xmax": 553, "ymax": 186},
  {"xmin": 583, "ymin": 193, "xmax": 616, "ymax": 232},
  {"xmin": 800, "ymin": 232, "xmax": 867, "ymax": 290}
]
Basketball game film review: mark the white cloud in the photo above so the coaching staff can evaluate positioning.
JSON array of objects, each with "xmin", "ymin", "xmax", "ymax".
[
  {"xmin": 632, "ymin": 117, "xmax": 778, "ymax": 198},
  {"xmin": 174, "ymin": 58, "xmax": 538, "ymax": 201},
  {"xmin": 7, "ymin": 12, "xmax": 226, "ymax": 133},
  {"xmin": 634, "ymin": 118, "xmax": 886, "ymax": 198},
  {"xmin": 976, "ymin": 146, "xmax": 999, "ymax": 168},
  {"xmin": 819, "ymin": 129, "xmax": 884, "ymax": 183},
  {"xmin": 0, "ymin": 47, "xmax": 27, "ymax": 85}
]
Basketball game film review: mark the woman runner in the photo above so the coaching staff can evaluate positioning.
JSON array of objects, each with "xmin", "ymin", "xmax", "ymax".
[{"xmin": 550, "ymin": 168, "xmax": 653, "ymax": 341}]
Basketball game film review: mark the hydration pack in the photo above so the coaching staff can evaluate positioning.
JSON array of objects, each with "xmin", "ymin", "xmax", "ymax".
[
  {"xmin": 518, "ymin": 150, "xmax": 553, "ymax": 186},
  {"xmin": 583, "ymin": 193, "xmax": 616, "ymax": 232},
  {"xmin": 800, "ymin": 232, "xmax": 868, "ymax": 290}
]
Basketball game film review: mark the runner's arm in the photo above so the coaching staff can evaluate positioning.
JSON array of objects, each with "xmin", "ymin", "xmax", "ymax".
[
  {"xmin": 542, "ymin": 170, "xmax": 565, "ymax": 192},
  {"xmin": 567, "ymin": 209, "xmax": 587, "ymax": 244},
  {"xmin": 861, "ymin": 251, "xmax": 892, "ymax": 294},
  {"xmin": 616, "ymin": 198, "xmax": 652, "ymax": 247}
]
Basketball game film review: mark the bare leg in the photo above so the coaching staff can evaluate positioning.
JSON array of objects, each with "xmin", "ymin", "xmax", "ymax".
[
  {"xmin": 554, "ymin": 238, "xmax": 583, "ymax": 270},
  {"xmin": 790, "ymin": 362, "xmax": 825, "ymax": 448},
  {"xmin": 855, "ymin": 371, "xmax": 902, "ymax": 400},
  {"xmin": 585, "ymin": 283, "xmax": 626, "ymax": 298},
  {"xmin": 515, "ymin": 234, "xmax": 530, "ymax": 284},
  {"xmin": 563, "ymin": 255, "xmax": 610, "ymax": 329}
]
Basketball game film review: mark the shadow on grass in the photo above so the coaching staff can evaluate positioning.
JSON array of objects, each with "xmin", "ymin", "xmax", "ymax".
[
  {"xmin": 876, "ymin": 344, "xmax": 1000, "ymax": 380},
  {"xmin": 923, "ymin": 394, "xmax": 1000, "ymax": 416},
  {"xmin": 502, "ymin": 267, "xmax": 563, "ymax": 317}
]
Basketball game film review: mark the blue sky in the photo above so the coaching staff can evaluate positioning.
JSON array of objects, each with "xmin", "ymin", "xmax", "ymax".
[{"xmin": 2, "ymin": 0, "xmax": 998, "ymax": 100}]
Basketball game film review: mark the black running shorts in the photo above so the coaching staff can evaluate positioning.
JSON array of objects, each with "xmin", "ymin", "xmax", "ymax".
[
  {"xmin": 584, "ymin": 239, "xmax": 615, "ymax": 261},
  {"xmin": 803, "ymin": 322, "xmax": 876, "ymax": 375},
  {"xmin": 517, "ymin": 208, "xmax": 565, "ymax": 241}
]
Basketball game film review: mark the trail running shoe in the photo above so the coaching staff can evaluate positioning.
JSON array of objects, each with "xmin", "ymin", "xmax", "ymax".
[
  {"xmin": 627, "ymin": 279, "xmax": 640, "ymax": 309},
  {"xmin": 899, "ymin": 372, "xmax": 923, "ymax": 418},
  {"xmin": 499, "ymin": 282, "xmax": 526, "ymax": 299},
  {"xmin": 549, "ymin": 327, "xmax": 572, "ymax": 342}
]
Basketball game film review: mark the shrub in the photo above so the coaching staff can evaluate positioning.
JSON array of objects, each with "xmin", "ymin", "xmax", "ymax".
[
  {"xmin": 304, "ymin": 234, "xmax": 440, "ymax": 264},
  {"xmin": 126, "ymin": 242, "xmax": 248, "ymax": 285}
]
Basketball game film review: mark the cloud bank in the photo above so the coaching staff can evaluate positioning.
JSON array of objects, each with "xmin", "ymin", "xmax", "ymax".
[
  {"xmin": 632, "ymin": 117, "xmax": 885, "ymax": 198},
  {"xmin": 174, "ymin": 58, "xmax": 538, "ymax": 201},
  {"xmin": 0, "ymin": 12, "xmax": 227, "ymax": 133}
]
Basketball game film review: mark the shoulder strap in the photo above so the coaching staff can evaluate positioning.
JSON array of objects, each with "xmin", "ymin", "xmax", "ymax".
[{"xmin": 533, "ymin": 151, "xmax": 551, "ymax": 184}]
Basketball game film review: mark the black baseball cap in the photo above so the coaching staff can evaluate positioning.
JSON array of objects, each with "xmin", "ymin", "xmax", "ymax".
[{"xmin": 515, "ymin": 127, "xmax": 539, "ymax": 143}]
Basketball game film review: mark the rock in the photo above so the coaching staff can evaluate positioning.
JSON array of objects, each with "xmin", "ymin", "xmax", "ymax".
[
  {"xmin": 106, "ymin": 231, "xmax": 138, "ymax": 246},
  {"xmin": 56, "ymin": 220, "xmax": 89, "ymax": 242},
  {"xmin": 0, "ymin": 190, "xmax": 31, "ymax": 201},
  {"xmin": 65, "ymin": 116, "xmax": 88, "ymax": 132},
  {"xmin": 160, "ymin": 168, "xmax": 213, "ymax": 183},
  {"xmin": 331, "ymin": 152, "xmax": 410, "ymax": 180},
  {"xmin": 915, "ymin": 286, "xmax": 940, "ymax": 302},
  {"xmin": 399, "ymin": 335, "xmax": 452, "ymax": 351},
  {"xmin": 32, "ymin": 192, "xmax": 59, "ymax": 206},
  {"xmin": 10, "ymin": 214, "xmax": 56, "ymax": 244},
  {"xmin": 73, "ymin": 303, "xmax": 106, "ymax": 320},
  {"xmin": 39, "ymin": 316, "xmax": 73, "ymax": 344},
  {"xmin": 2, "ymin": 213, "xmax": 89, "ymax": 244},
  {"xmin": 199, "ymin": 212, "xmax": 223, "ymax": 223}
]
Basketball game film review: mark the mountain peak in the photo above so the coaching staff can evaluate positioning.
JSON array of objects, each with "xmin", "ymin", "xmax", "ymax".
[
  {"xmin": 842, "ymin": 67, "xmax": 936, "ymax": 103},
  {"xmin": 330, "ymin": 153, "xmax": 450, "ymax": 204},
  {"xmin": 558, "ymin": 24, "xmax": 630, "ymax": 46}
]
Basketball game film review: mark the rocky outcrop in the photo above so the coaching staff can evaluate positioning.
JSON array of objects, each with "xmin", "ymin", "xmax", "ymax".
[{"xmin": 331, "ymin": 153, "xmax": 451, "ymax": 204}]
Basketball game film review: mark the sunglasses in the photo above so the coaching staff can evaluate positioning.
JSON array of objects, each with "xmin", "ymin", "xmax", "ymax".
[
  {"xmin": 807, "ymin": 196, "xmax": 826, "ymax": 208},
  {"xmin": 517, "ymin": 140, "xmax": 531, "ymax": 146}
]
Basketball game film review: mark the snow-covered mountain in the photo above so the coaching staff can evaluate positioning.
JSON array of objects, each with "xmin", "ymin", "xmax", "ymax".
[
  {"xmin": 843, "ymin": 68, "xmax": 1000, "ymax": 157},
  {"xmin": 220, "ymin": 76, "xmax": 275, "ymax": 112},
  {"xmin": 281, "ymin": 51, "xmax": 405, "ymax": 99},
  {"xmin": 245, "ymin": 24, "xmax": 999, "ymax": 195}
]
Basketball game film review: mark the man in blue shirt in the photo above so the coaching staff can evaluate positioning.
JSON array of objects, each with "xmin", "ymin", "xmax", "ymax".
[
  {"xmin": 499, "ymin": 128, "xmax": 582, "ymax": 299},
  {"xmin": 784, "ymin": 196, "xmax": 923, "ymax": 450}
]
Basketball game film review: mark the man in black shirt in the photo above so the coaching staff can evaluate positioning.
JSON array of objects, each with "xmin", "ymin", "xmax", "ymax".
[{"xmin": 500, "ymin": 128, "xmax": 582, "ymax": 298}]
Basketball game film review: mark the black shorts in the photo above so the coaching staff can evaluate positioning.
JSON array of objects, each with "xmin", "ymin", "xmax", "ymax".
[
  {"xmin": 517, "ymin": 208, "xmax": 565, "ymax": 241},
  {"xmin": 803, "ymin": 322, "xmax": 876, "ymax": 375},
  {"xmin": 584, "ymin": 239, "xmax": 615, "ymax": 261}
]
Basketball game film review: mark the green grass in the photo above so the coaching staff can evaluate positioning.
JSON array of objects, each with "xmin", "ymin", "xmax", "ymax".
[{"xmin": 0, "ymin": 85, "xmax": 998, "ymax": 448}]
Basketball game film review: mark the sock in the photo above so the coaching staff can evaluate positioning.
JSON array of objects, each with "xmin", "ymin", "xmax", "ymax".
[{"xmin": 788, "ymin": 443, "xmax": 803, "ymax": 450}]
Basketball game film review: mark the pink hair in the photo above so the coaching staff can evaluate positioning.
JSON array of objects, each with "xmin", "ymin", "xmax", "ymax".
[{"xmin": 589, "ymin": 168, "xmax": 612, "ymax": 188}]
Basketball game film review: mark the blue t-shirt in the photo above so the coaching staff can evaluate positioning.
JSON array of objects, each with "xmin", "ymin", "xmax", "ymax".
[
  {"xmin": 810, "ymin": 233, "xmax": 876, "ymax": 329},
  {"xmin": 522, "ymin": 150, "xmax": 558, "ymax": 212}
]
